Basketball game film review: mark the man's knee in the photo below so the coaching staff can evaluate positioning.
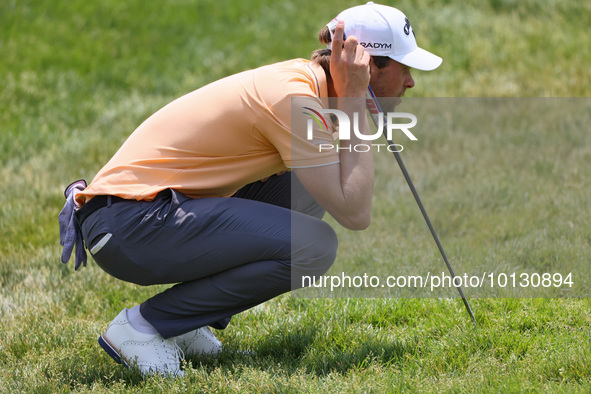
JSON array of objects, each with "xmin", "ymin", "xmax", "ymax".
[
  {"xmin": 292, "ymin": 218, "xmax": 338, "ymax": 278},
  {"xmin": 314, "ymin": 221, "xmax": 338, "ymax": 274}
]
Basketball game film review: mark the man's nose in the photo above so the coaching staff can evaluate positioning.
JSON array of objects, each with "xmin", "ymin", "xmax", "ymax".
[{"xmin": 406, "ymin": 73, "xmax": 415, "ymax": 89}]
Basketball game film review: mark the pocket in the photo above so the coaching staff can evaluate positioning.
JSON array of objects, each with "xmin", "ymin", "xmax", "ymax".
[
  {"xmin": 146, "ymin": 189, "xmax": 186, "ymax": 227},
  {"xmin": 89, "ymin": 233, "xmax": 113, "ymax": 255}
]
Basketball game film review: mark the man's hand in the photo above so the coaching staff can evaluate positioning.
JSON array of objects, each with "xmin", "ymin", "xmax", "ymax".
[
  {"xmin": 329, "ymin": 20, "xmax": 371, "ymax": 98},
  {"xmin": 293, "ymin": 21, "xmax": 374, "ymax": 230}
]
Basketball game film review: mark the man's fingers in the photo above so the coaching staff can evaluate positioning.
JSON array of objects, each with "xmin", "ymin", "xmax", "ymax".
[
  {"xmin": 357, "ymin": 45, "xmax": 370, "ymax": 65},
  {"xmin": 331, "ymin": 20, "xmax": 345, "ymax": 60},
  {"xmin": 343, "ymin": 35, "xmax": 359, "ymax": 60},
  {"xmin": 331, "ymin": 21, "xmax": 366, "ymax": 64},
  {"xmin": 329, "ymin": 20, "xmax": 370, "ymax": 97}
]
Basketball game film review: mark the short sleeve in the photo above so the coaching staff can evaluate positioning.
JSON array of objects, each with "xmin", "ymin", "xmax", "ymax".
[
  {"xmin": 250, "ymin": 60, "xmax": 340, "ymax": 168},
  {"xmin": 256, "ymin": 93, "xmax": 340, "ymax": 168}
]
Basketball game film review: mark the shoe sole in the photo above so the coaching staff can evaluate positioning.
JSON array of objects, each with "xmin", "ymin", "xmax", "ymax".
[
  {"xmin": 98, "ymin": 334, "xmax": 130, "ymax": 368},
  {"xmin": 98, "ymin": 334, "xmax": 185, "ymax": 377}
]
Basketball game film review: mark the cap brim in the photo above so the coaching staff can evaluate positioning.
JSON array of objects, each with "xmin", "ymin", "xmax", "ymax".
[{"xmin": 391, "ymin": 47, "xmax": 442, "ymax": 71}]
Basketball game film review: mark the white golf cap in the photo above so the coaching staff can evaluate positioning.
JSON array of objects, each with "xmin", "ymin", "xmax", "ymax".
[{"xmin": 326, "ymin": 2, "xmax": 442, "ymax": 71}]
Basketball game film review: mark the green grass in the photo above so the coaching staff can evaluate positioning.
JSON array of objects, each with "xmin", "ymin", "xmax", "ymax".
[{"xmin": 1, "ymin": 0, "xmax": 591, "ymax": 392}]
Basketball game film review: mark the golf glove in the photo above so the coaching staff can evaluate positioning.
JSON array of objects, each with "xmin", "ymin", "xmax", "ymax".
[{"xmin": 58, "ymin": 179, "xmax": 87, "ymax": 270}]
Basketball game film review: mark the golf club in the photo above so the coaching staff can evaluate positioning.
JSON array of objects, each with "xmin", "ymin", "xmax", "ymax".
[{"xmin": 366, "ymin": 85, "xmax": 477, "ymax": 326}]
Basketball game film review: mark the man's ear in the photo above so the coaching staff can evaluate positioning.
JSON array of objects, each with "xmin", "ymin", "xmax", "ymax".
[
  {"xmin": 368, "ymin": 56, "xmax": 380, "ymax": 77},
  {"xmin": 368, "ymin": 56, "xmax": 376, "ymax": 72},
  {"xmin": 368, "ymin": 57, "xmax": 379, "ymax": 85}
]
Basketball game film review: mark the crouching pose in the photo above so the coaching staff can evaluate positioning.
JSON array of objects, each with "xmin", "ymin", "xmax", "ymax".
[{"xmin": 59, "ymin": 2, "xmax": 441, "ymax": 376}]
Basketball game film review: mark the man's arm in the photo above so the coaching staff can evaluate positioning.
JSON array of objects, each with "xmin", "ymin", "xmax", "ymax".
[{"xmin": 294, "ymin": 21, "xmax": 374, "ymax": 230}]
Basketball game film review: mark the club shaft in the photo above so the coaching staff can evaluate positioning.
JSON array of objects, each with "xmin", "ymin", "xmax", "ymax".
[{"xmin": 366, "ymin": 88, "xmax": 476, "ymax": 326}]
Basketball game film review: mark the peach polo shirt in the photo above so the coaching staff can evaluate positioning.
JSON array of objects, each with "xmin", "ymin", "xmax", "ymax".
[{"xmin": 78, "ymin": 59, "xmax": 338, "ymax": 203}]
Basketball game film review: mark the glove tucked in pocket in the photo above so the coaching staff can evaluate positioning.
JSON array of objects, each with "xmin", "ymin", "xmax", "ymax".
[{"xmin": 58, "ymin": 179, "xmax": 87, "ymax": 270}]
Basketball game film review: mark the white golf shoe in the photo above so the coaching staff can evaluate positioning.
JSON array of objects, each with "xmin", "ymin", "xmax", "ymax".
[
  {"xmin": 98, "ymin": 309, "xmax": 184, "ymax": 377},
  {"xmin": 174, "ymin": 326, "xmax": 222, "ymax": 357}
]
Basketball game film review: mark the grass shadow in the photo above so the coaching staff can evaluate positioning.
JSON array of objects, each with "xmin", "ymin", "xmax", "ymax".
[{"xmin": 188, "ymin": 325, "xmax": 418, "ymax": 378}]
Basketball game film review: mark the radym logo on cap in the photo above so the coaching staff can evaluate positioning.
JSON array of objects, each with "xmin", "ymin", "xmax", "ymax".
[{"xmin": 360, "ymin": 42, "xmax": 392, "ymax": 49}]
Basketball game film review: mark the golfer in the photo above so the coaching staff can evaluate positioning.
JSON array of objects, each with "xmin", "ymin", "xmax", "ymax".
[{"xmin": 59, "ymin": 2, "xmax": 441, "ymax": 376}]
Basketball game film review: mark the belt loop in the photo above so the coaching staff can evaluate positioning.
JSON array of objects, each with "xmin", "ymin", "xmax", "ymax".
[{"xmin": 107, "ymin": 195, "xmax": 112, "ymax": 207}]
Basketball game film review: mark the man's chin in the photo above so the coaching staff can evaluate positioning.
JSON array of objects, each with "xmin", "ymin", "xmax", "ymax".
[{"xmin": 377, "ymin": 97, "xmax": 402, "ymax": 112}]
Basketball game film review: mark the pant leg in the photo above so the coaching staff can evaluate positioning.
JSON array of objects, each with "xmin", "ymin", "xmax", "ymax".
[
  {"xmin": 140, "ymin": 201, "xmax": 337, "ymax": 337},
  {"xmin": 82, "ymin": 176, "xmax": 337, "ymax": 338}
]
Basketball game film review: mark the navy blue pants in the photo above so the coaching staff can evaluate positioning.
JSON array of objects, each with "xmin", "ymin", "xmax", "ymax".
[{"xmin": 79, "ymin": 173, "xmax": 338, "ymax": 338}]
